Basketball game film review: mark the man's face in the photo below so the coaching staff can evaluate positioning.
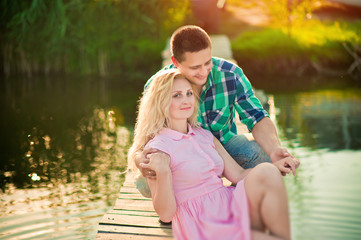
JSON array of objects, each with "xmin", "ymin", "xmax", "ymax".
[{"xmin": 173, "ymin": 48, "xmax": 212, "ymax": 87}]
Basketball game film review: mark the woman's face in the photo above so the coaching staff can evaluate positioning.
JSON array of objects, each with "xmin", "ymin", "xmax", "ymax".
[{"xmin": 169, "ymin": 77, "xmax": 195, "ymax": 124}]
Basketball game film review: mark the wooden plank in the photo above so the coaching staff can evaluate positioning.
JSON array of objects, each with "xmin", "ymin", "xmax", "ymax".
[
  {"xmin": 123, "ymin": 181, "xmax": 135, "ymax": 187},
  {"xmin": 117, "ymin": 193, "xmax": 149, "ymax": 200},
  {"xmin": 123, "ymin": 175, "xmax": 136, "ymax": 184},
  {"xmin": 119, "ymin": 186, "xmax": 142, "ymax": 194},
  {"xmin": 96, "ymin": 232, "xmax": 173, "ymax": 240},
  {"xmin": 100, "ymin": 213, "xmax": 171, "ymax": 229},
  {"xmin": 97, "ymin": 167, "xmax": 233, "ymax": 239},
  {"xmin": 96, "ymin": 170, "xmax": 173, "ymax": 239},
  {"xmin": 112, "ymin": 198, "xmax": 154, "ymax": 212},
  {"xmin": 106, "ymin": 209, "xmax": 159, "ymax": 217},
  {"xmin": 97, "ymin": 225, "xmax": 173, "ymax": 237}
]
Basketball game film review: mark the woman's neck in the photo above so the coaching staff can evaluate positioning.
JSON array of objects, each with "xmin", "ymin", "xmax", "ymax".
[{"xmin": 169, "ymin": 120, "xmax": 188, "ymax": 134}]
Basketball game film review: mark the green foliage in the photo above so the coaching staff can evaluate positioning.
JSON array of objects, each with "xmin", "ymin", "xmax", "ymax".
[
  {"xmin": 292, "ymin": 20, "xmax": 361, "ymax": 59},
  {"xmin": 1, "ymin": 0, "xmax": 188, "ymax": 78},
  {"xmin": 232, "ymin": 28, "xmax": 304, "ymax": 59},
  {"xmin": 232, "ymin": 20, "xmax": 361, "ymax": 74},
  {"xmin": 260, "ymin": 0, "xmax": 323, "ymax": 27}
]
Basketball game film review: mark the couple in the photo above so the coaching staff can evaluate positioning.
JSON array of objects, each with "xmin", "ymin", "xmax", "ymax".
[{"xmin": 128, "ymin": 25, "xmax": 300, "ymax": 240}]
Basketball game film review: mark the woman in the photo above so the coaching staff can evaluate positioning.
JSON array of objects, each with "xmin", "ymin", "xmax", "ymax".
[{"xmin": 128, "ymin": 69, "xmax": 298, "ymax": 240}]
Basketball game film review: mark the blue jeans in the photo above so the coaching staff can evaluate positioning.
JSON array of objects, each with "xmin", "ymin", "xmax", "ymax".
[{"xmin": 223, "ymin": 134, "xmax": 271, "ymax": 169}]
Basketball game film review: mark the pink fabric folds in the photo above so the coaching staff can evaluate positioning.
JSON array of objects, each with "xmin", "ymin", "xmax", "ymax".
[{"xmin": 146, "ymin": 126, "xmax": 250, "ymax": 240}]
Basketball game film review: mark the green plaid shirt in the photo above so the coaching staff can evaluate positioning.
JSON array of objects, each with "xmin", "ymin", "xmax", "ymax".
[{"xmin": 145, "ymin": 57, "xmax": 269, "ymax": 144}]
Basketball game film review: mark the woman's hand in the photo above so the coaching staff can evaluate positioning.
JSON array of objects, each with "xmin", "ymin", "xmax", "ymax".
[
  {"xmin": 273, "ymin": 156, "xmax": 300, "ymax": 176},
  {"xmin": 139, "ymin": 151, "xmax": 171, "ymax": 177},
  {"xmin": 135, "ymin": 148, "xmax": 167, "ymax": 179}
]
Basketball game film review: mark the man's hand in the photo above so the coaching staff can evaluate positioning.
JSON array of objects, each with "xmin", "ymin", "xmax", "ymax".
[
  {"xmin": 135, "ymin": 148, "xmax": 169, "ymax": 179},
  {"xmin": 273, "ymin": 156, "xmax": 299, "ymax": 176},
  {"xmin": 140, "ymin": 152, "xmax": 171, "ymax": 176},
  {"xmin": 134, "ymin": 148, "xmax": 157, "ymax": 178},
  {"xmin": 270, "ymin": 147, "xmax": 300, "ymax": 176}
]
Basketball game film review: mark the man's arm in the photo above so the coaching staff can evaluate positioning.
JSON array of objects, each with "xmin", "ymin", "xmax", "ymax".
[
  {"xmin": 215, "ymin": 135, "xmax": 298, "ymax": 177},
  {"xmin": 252, "ymin": 117, "xmax": 299, "ymax": 166},
  {"xmin": 251, "ymin": 117, "xmax": 280, "ymax": 158}
]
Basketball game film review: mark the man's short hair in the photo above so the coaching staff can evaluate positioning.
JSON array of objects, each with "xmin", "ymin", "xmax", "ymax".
[{"xmin": 170, "ymin": 25, "xmax": 212, "ymax": 62}]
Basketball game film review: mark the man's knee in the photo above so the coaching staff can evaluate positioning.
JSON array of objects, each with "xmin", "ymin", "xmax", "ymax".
[
  {"xmin": 224, "ymin": 134, "xmax": 271, "ymax": 168},
  {"xmin": 236, "ymin": 144, "xmax": 271, "ymax": 169},
  {"xmin": 248, "ymin": 143, "xmax": 271, "ymax": 163}
]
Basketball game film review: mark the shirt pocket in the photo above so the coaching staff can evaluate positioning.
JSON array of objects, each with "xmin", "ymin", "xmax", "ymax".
[{"xmin": 206, "ymin": 105, "xmax": 231, "ymax": 131}]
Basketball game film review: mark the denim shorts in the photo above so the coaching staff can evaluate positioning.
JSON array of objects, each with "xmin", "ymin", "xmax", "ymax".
[{"xmin": 223, "ymin": 134, "xmax": 271, "ymax": 169}]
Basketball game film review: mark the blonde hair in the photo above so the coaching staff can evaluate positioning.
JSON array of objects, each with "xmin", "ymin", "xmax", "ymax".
[{"xmin": 128, "ymin": 69, "xmax": 199, "ymax": 171}]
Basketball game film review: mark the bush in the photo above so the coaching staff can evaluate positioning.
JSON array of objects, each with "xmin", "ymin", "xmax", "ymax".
[
  {"xmin": 0, "ymin": 0, "xmax": 189, "ymax": 79},
  {"xmin": 231, "ymin": 20, "xmax": 361, "ymax": 75}
]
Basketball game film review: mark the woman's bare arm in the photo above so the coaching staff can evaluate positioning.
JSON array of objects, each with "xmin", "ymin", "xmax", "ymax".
[
  {"xmin": 141, "ymin": 152, "xmax": 176, "ymax": 222},
  {"xmin": 213, "ymin": 137, "xmax": 250, "ymax": 184}
]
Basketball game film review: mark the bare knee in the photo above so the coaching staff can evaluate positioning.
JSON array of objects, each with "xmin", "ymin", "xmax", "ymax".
[{"xmin": 247, "ymin": 163, "xmax": 282, "ymax": 187}]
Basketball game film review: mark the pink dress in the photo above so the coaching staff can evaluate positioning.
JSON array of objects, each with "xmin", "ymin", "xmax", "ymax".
[{"xmin": 146, "ymin": 126, "xmax": 251, "ymax": 240}]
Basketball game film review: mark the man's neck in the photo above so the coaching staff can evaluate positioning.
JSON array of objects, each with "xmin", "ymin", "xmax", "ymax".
[{"xmin": 195, "ymin": 85, "xmax": 203, "ymax": 96}]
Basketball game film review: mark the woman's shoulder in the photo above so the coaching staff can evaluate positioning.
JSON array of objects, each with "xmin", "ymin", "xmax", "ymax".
[
  {"xmin": 145, "ymin": 129, "xmax": 176, "ymax": 154},
  {"xmin": 193, "ymin": 126, "xmax": 214, "ymax": 140},
  {"xmin": 145, "ymin": 134, "xmax": 168, "ymax": 151}
]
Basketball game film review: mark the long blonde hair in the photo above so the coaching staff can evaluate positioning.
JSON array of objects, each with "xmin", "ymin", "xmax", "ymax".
[{"xmin": 128, "ymin": 69, "xmax": 199, "ymax": 171}]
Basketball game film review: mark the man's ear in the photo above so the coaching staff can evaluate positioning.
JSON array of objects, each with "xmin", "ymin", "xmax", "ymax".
[{"xmin": 171, "ymin": 56, "xmax": 179, "ymax": 67}]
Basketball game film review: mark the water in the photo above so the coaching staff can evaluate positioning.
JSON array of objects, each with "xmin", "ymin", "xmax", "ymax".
[
  {"xmin": 272, "ymin": 87, "xmax": 361, "ymax": 240},
  {"xmin": 0, "ymin": 76, "xmax": 141, "ymax": 239},
  {"xmin": 1, "ymin": 75, "xmax": 361, "ymax": 239}
]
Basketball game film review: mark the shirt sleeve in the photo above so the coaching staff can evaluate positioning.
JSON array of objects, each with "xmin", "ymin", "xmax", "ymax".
[
  {"xmin": 233, "ymin": 67, "xmax": 269, "ymax": 131},
  {"xmin": 145, "ymin": 137, "xmax": 171, "ymax": 156}
]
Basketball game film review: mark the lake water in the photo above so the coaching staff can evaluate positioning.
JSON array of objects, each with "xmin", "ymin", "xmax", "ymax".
[{"xmin": 0, "ymin": 75, "xmax": 360, "ymax": 239}]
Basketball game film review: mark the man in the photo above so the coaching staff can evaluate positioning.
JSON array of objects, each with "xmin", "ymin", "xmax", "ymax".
[{"xmin": 136, "ymin": 25, "xmax": 298, "ymax": 189}]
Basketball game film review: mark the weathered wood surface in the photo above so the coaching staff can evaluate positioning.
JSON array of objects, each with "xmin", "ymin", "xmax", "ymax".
[
  {"xmin": 95, "ymin": 34, "xmax": 273, "ymax": 239},
  {"xmin": 96, "ymin": 171, "xmax": 174, "ymax": 239},
  {"xmin": 96, "ymin": 171, "xmax": 237, "ymax": 239}
]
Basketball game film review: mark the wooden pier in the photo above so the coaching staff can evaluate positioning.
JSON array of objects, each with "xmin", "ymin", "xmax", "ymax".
[
  {"xmin": 95, "ymin": 34, "xmax": 271, "ymax": 239},
  {"xmin": 96, "ymin": 170, "xmax": 239, "ymax": 239},
  {"xmin": 95, "ymin": 171, "xmax": 173, "ymax": 239}
]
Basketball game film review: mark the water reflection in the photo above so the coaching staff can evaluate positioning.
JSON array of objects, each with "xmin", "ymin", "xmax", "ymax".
[
  {"xmin": 272, "ymin": 87, "xmax": 361, "ymax": 240},
  {"xmin": 275, "ymin": 88, "xmax": 361, "ymax": 150},
  {"xmin": 285, "ymin": 149, "xmax": 361, "ymax": 240},
  {"xmin": 1, "ymin": 76, "xmax": 361, "ymax": 239},
  {"xmin": 0, "ymin": 77, "xmax": 140, "ymax": 239}
]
